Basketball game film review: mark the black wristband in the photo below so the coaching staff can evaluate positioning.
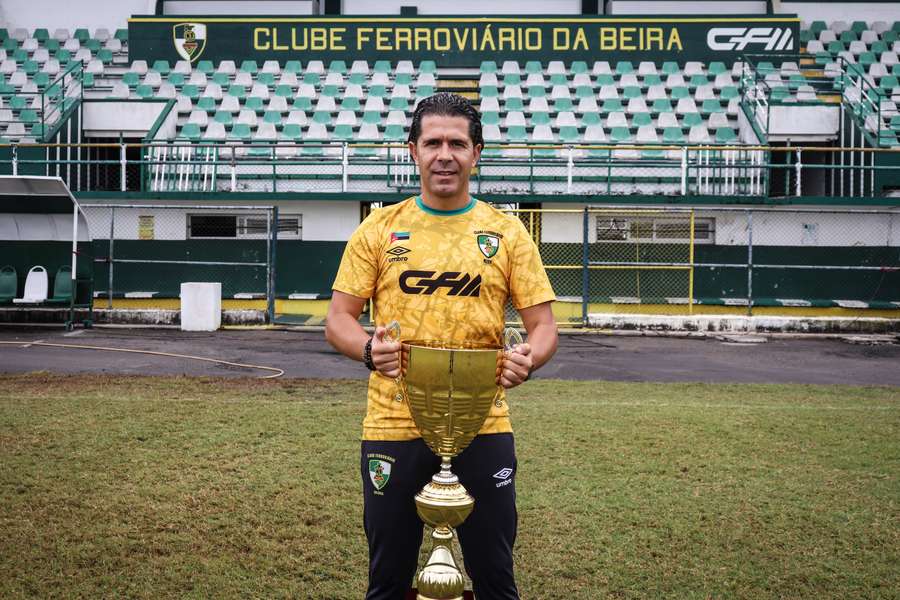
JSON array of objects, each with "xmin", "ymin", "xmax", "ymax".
[{"xmin": 363, "ymin": 337, "xmax": 376, "ymax": 371}]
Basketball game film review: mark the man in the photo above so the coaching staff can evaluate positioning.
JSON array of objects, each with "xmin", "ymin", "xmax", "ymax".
[{"xmin": 325, "ymin": 92, "xmax": 558, "ymax": 600}]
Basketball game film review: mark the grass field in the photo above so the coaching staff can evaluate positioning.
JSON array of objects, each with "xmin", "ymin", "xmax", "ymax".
[{"xmin": 1, "ymin": 374, "xmax": 898, "ymax": 599}]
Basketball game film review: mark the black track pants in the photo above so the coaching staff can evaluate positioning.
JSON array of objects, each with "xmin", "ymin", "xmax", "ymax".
[{"xmin": 361, "ymin": 433, "xmax": 519, "ymax": 600}]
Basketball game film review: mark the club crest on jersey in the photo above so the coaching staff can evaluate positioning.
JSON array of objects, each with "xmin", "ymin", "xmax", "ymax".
[
  {"xmin": 173, "ymin": 23, "xmax": 207, "ymax": 63},
  {"xmin": 477, "ymin": 234, "xmax": 500, "ymax": 259},
  {"xmin": 368, "ymin": 459, "xmax": 392, "ymax": 491}
]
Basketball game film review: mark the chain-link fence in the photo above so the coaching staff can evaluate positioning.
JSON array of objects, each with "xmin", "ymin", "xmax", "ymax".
[
  {"xmin": 80, "ymin": 204, "xmax": 278, "ymax": 321},
  {"xmin": 500, "ymin": 206, "xmax": 899, "ymax": 326}
]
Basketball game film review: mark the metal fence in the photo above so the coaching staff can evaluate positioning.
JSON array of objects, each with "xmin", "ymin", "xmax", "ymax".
[
  {"xmin": 4, "ymin": 142, "xmax": 900, "ymax": 198},
  {"xmin": 80, "ymin": 203, "xmax": 278, "ymax": 321},
  {"xmin": 501, "ymin": 206, "xmax": 900, "ymax": 326}
]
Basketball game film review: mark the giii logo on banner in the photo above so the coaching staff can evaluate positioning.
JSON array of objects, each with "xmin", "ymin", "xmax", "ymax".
[{"xmin": 707, "ymin": 27, "xmax": 794, "ymax": 52}]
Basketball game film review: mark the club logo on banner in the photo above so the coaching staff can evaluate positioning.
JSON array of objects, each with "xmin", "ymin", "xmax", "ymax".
[{"xmin": 173, "ymin": 22, "xmax": 207, "ymax": 63}]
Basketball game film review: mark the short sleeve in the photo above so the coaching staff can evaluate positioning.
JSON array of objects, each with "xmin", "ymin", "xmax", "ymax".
[
  {"xmin": 332, "ymin": 216, "xmax": 380, "ymax": 299},
  {"xmin": 509, "ymin": 221, "xmax": 556, "ymax": 310}
]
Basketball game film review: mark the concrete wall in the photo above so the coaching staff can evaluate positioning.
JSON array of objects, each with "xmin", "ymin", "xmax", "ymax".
[{"xmin": 83, "ymin": 101, "xmax": 170, "ymax": 138}]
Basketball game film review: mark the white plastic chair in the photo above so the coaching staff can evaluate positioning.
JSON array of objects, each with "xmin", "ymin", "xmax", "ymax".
[{"xmin": 13, "ymin": 266, "xmax": 48, "ymax": 304}]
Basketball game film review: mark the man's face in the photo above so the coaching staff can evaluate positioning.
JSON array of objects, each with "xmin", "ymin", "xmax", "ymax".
[{"xmin": 409, "ymin": 114, "xmax": 482, "ymax": 199}]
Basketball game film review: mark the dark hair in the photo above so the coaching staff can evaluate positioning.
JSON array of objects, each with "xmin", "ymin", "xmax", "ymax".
[{"xmin": 408, "ymin": 92, "xmax": 483, "ymax": 148}]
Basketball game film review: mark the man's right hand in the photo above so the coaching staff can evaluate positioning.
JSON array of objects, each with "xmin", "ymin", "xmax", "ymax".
[{"xmin": 370, "ymin": 326, "xmax": 401, "ymax": 378}]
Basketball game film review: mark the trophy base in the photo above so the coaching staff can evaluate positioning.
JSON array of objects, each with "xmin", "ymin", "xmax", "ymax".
[{"xmin": 406, "ymin": 591, "xmax": 474, "ymax": 600}]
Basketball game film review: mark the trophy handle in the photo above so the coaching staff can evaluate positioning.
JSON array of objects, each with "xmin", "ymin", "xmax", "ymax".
[
  {"xmin": 496, "ymin": 327, "xmax": 525, "ymax": 407},
  {"xmin": 384, "ymin": 320, "xmax": 405, "ymax": 403}
]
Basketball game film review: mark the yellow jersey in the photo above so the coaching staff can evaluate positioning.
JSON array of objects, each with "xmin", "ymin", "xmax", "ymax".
[{"xmin": 332, "ymin": 196, "xmax": 556, "ymax": 441}]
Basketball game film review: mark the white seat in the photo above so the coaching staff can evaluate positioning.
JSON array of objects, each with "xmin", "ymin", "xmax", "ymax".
[
  {"xmin": 13, "ymin": 266, "xmax": 48, "ymax": 304},
  {"xmin": 576, "ymin": 97, "xmax": 598, "ymax": 113},
  {"xmin": 110, "ymin": 82, "xmax": 130, "ymax": 98},
  {"xmin": 647, "ymin": 85, "xmax": 668, "ymax": 101},
  {"xmin": 202, "ymin": 82, "xmax": 222, "ymax": 99},
  {"xmin": 849, "ymin": 41, "xmax": 867, "ymax": 55},
  {"xmin": 53, "ymin": 28, "xmax": 70, "ymax": 41},
  {"xmin": 584, "ymin": 124, "xmax": 607, "ymax": 143},
  {"xmin": 869, "ymin": 64, "xmax": 888, "ymax": 79},
  {"xmin": 306, "ymin": 60, "xmax": 325, "ymax": 74},
  {"xmin": 296, "ymin": 83, "xmax": 316, "ymax": 98},
  {"xmin": 105, "ymin": 38, "xmax": 122, "ymax": 53},
  {"xmin": 598, "ymin": 85, "xmax": 619, "ymax": 100},
  {"xmin": 11, "ymin": 28, "xmax": 28, "ymax": 42},
  {"xmin": 872, "ymin": 21, "xmax": 891, "ymax": 34},
  {"xmin": 592, "ymin": 61, "xmax": 612, "ymax": 75},
  {"xmin": 638, "ymin": 61, "xmax": 658, "ymax": 76},
  {"xmin": 6, "ymin": 122, "xmax": 26, "ymax": 137},
  {"xmin": 33, "ymin": 48, "xmax": 50, "ymax": 63},
  {"xmin": 503, "ymin": 111, "xmax": 526, "ymax": 128},
  {"xmin": 255, "ymin": 122, "xmax": 277, "ymax": 141},
  {"xmin": 501, "ymin": 61, "xmax": 521, "ymax": 76},
  {"xmin": 315, "ymin": 96, "xmax": 336, "ymax": 111},
  {"xmin": 41, "ymin": 59, "xmax": 60, "ymax": 75},
  {"xmin": 277, "ymin": 72, "xmax": 298, "ymax": 87},
  {"xmin": 572, "ymin": 73, "xmax": 592, "ymax": 87},
  {"xmin": 157, "ymin": 83, "xmax": 176, "ymax": 98},
  {"xmin": 881, "ymin": 52, "xmax": 899, "ymax": 66},
  {"xmin": 173, "ymin": 60, "xmax": 192, "ymax": 75},
  {"xmin": 336, "ymin": 110, "xmax": 357, "ymax": 126},
  {"xmin": 818, "ymin": 30, "xmax": 836, "ymax": 44},
  {"xmin": 714, "ymin": 73, "xmax": 735, "ymax": 89},
  {"xmin": 94, "ymin": 28, "xmax": 110, "ymax": 41},
  {"xmin": 250, "ymin": 83, "xmax": 270, "ymax": 99},
  {"xmin": 480, "ymin": 97, "xmax": 500, "ymax": 112},
  {"xmin": 267, "ymin": 96, "xmax": 288, "ymax": 112},
  {"xmin": 831, "ymin": 21, "xmax": 849, "ymax": 35},
  {"xmin": 174, "ymin": 96, "xmax": 192, "ymax": 113},
  {"xmin": 665, "ymin": 73, "xmax": 686, "ymax": 88},
  {"xmin": 386, "ymin": 110, "xmax": 406, "ymax": 126},
  {"xmin": 391, "ymin": 84, "xmax": 412, "ymax": 99},
  {"xmin": 130, "ymin": 60, "xmax": 148, "ymax": 75},
  {"xmin": 416, "ymin": 73, "xmax": 436, "ymax": 87},
  {"xmin": 203, "ymin": 122, "xmax": 226, "ymax": 140},
  {"xmin": 236, "ymin": 109, "xmax": 257, "ymax": 126},
  {"xmin": 358, "ymin": 122, "xmax": 381, "ymax": 141},
  {"xmin": 217, "ymin": 60, "xmax": 236, "ymax": 75},
  {"xmin": 144, "ymin": 71, "xmax": 162, "ymax": 87},
  {"xmin": 21, "ymin": 38, "xmax": 39, "ymax": 52},
  {"xmin": 306, "ymin": 122, "xmax": 329, "ymax": 140},
  {"xmin": 286, "ymin": 110, "xmax": 308, "ymax": 125},
  {"xmin": 0, "ymin": 60, "xmax": 17, "ymax": 75},
  {"xmin": 795, "ymin": 85, "xmax": 817, "ymax": 102},
  {"xmin": 657, "ymin": 112, "xmax": 679, "ymax": 129},
  {"xmin": 363, "ymin": 96, "xmax": 385, "ymax": 112},
  {"xmin": 483, "ymin": 124, "xmax": 502, "ymax": 143},
  {"xmin": 63, "ymin": 39, "xmax": 81, "ymax": 53},
  {"xmin": 618, "ymin": 73, "xmax": 639, "ymax": 88},
  {"xmin": 626, "ymin": 97, "xmax": 649, "ymax": 114},
  {"xmin": 676, "ymin": 97, "xmax": 699, "ymax": 115},
  {"xmin": 74, "ymin": 49, "xmax": 92, "ymax": 63},
  {"xmin": 502, "ymin": 85, "xmax": 523, "ymax": 100},
  {"xmin": 684, "ymin": 62, "xmax": 705, "ymax": 77},
  {"xmin": 547, "ymin": 61, "xmax": 566, "ymax": 75},
  {"xmin": 555, "ymin": 111, "xmax": 578, "ymax": 128},
  {"xmin": 525, "ymin": 72, "xmax": 546, "ymax": 87},
  {"xmin": 86, "ymin": 59, "xmax": 104, "ymax": 75},
  {"xmin": 806, "ymin": 40, "xmax": 825, "ymax": 54},
  {"xmin": 606, "ymin": 112, "xmax": 628, "ymax": 128},
  {"xmin": 550, "ymin": 85, "xmax": 571, "ymax": 100},
  {"xmin": 708, "ymin": 112, "xmax": 730, "ymax": 129},
  {"xmin": 262, "ymin": 60, "xmax": 281, "ymax": 74},
  {"xmin": 371, "ymin": 72, "xmax": 391, "ymax": 86},
  {"xmin": 531, "ymin": 124, "xmax": 555, "ymax": 144},
  {"xmin": 479, "ymin": 72, "xmax": 498, "ymax": 87},
  {"xmin": 395, "ymin": 60, "xmax": 414, "ymax": 75},
  {"xmin": 324, "ymin": 72, "xmax": 344, "ymax": 86},
  {"xmin": 636, "ymin": 125, "xmax": 660, "ymax": 144},
  {"xmin": 688, "ymin": 125, "xmax": 711, "ymax": 144},
  {"xmin": 188, "ymin": 72, "xmax": 207, "ymax": 86},
  {"xmin": 695, "ymin": 84, "xmax": 716, "ymax": 101},
  {"xmin": 860, "ymin": 30, "xmax": 878, "ymax": 44},
  {"xmin": 350, "ymin": 60, "xmax": 369, "ymax": 75},
  {"xmin": 220, "ymin": 96, "xmax": 240, "ymax": 112},
  {"xmin": 527, "ymin": 97, "xmax": 550, "ymax": 113},
  {"xmin": 233, "ymin": 72, "xmax": 252, "ymax": 87}
]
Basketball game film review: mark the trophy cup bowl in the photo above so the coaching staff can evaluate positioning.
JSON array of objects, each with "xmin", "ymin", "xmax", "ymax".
[{"xmin": 386, "ymin": 323, "xmax": 522, "ymax": 600}]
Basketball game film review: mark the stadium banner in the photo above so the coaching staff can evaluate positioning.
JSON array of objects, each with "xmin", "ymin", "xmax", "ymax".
[{"xmin": 128, "ymin": 15, "xmax": 801, "ymax": 65}]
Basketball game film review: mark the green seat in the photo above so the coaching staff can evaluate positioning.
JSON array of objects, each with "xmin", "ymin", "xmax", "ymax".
[
  {"xmin": 114, "ymin": 28, "xmax": 128, "ymax": 41},
  {"xmin": 329, "ymin": 60, "xmax": 347, "ymax": 74},
  {"xmin": 227, "ymin": 85, "xmax": 246, "ymax": 99},
  {"xmin": 373, "ymin": 60, "xmax": 391, "ymax": 74},
  {"xmin": 419, "ymin": 60, "xmax": 436, "ymax": 74},
  {"xmin": 257, "ymin": 72, "xmax": 275, "ymax": 87},
  {"xmin": 19, "ymin": 109, "xmax": 38, "ymax": 123},
  {"xmin": 151, "ymin": 60, "xmax": 170, "ymax": 75},
  {"xmin": 303, "ymin": 72, "xmax": 321, "ymax": 85},
  {"xmin": 31, "ymin": 123, "xmax": 46, "ymax": 139},
  {"xmin": 22, "ymin": 60, "xmax": 39, "ymax": 76},
  {"xmin": 388, "ymin": 97, "xmax": 408, "ymax": 111},
  {"xmin": 652, "ymin": 98, "xmax": 673, "ymax": 113},
  {"xmin": 809, "ymin": 21, "xmax": 827, "ymax": 36},
  {"xmin": 531, "ymin": 112, "xmax": 550, "ymax": 126},
  {"xmin": 601, "ymin": 98, "xmax": 623, "ymax": 112},
  {"xmin": 610, "ymin": 126, "xmax": 632, "ymax": 143},
  {"xmin": 12, "ymin": 48, "xmax": 28, "ymax": 62},
  {"xmin": 167, "ymin": 72, "xmax": 185, "ymax": 87},
  {"xmin": 715, "ymin": 127, "xmax": 737, "ymax": 143},
  {"xmin": 180, "ymin": 123, "xmax": 202, "ymax": 140},
  {"xmin": 670, "ymin": 86, "xmax": 690, "ymax": 100},
  {"xmin": 872, "ymin": 41, "xmax": 888, "ymax": 55},
  {"xmin": 581, "ymin": 112, "xmax": 601, "ymax": 126},
  {"xmin": 559, "ymin": 125, "xmax": 579, "ymax": 143},
  {"xmin": 525, "ymin": 61, "xmax": 542, "ymax": 75},
  {"xmin": 480, "ymin": 61, "xmax": 498, "ymax": 74},
  {"xmin": 622, "ymin": 86, "xmax": 642, "ymax": 100},
  {"xmin": 506, "ymin": 125, "xmax": 527, "ymax": 143},
  {"xmin": 708, "ymin": 62, "xmax": 727, "ymax": 76},
  {"xmin": 384, "ymin": 124, "xmax": 405, "ymax": 141},
  {"xmin": 282, "ymin": 123, "xmax": 303, "ymax": 140},
  {"xmin": 682, "ymin": 112, "xmax": 704, "ymax": 128},
  {"xmin": 8, "ymin": 96, "xmax": 27, "ymax": 110},
  {"xmin": 549, "ymin": 73, "xmax": 567, "ymax": 86},
  {"xmin": 196, "ymin": 60, "xmax": 214, "ymax": 75},
  {"xmin": 33, "ymin": 28, "xmax": 49, "ymax": 42},
  {"xmin": 33, "ymin": 72, "xmax": 50, "ymax": 88},
  {"xmin": 481, "ymin": 111, "xmax": 500, "ymax": 126},
  {"xmin": 827, "ymin": 40, "xmax": 846, "ymax": 55},
  {"xmin": 135, "ymin": 84, "xmax": 154, "ymax": 98},
  {"xmin": 55, "ymin": 49, "xmax": 71, "ymax": 63},
  {"xmin": 642, "ymin": 74, "xmax": 662, "ymax": 87},
  {"xmin": 348, "ymin": 72, "xmax": 367, "ymax": 85},
  {"xmin": 661, "ymin": 61, "xmax": 680, "ymax": 75},
  {"xmin": 320, "ymin": 85, "xmax": 340, "ymax": 98},
  {"xmin": 770, "ymin": 87, "xmax": 790, "ymax": 102},
  {"xmin": 615, "ymin": 61, "xmax": 634, "ymax": 75},
  {"xmin": 632, "ymin": 113, "xmax": 652, "ymax": 127},
  {"xmin": 527, "ymin": 85, "xmax": 546, "ymax": 98},
  {"xmin": 663, "ymin": 127, "xmax": 685, "ymax": 144},
  {"xmin": 275, "ymin": 84, "xmax": 293, "ymax": 98},
  {"xmin": 81, "ymin": 73, "xmax": 94, "ymax": 88},
  {"xmin": 292, "ymin": 97, "xmax": 312, "ymax": 111},
  {"xmin": 701, "ymin": 99, "xmax": 724, "ymax": 114},
  {"xmin": 416, "ymin": 85, "xmax": 435, "ymax": 99},
  {"xmin": 211, "ymin": 72, "xmax": 230, "ymax": 86},
  {"xmin": 839, "ymin": 30, "xmax": 857, "ymax": 44},
  {"xmin": 575, "ymin": 85, "xmax": 593, "ymax": 99},
  {"xmin": 395, "ymin": 73, "xmax": 413, "ymax": 86},
  {"xmin": 858, "ymin": 52, "xmax": 877, "ymax": 67},
  {"xmin": 213, "ymin": 111, "xmax": 233, "ymax": 125},
  {"xmin": 756, "ymin": 61, "xmax": 776, "ymax": 75},
  {"xmin": 73, "ymin": 28, "xmax": 90, "ymax": 42},
  {"xmin": 362, "ymin": 111, "xmax": 382, "ymax": 125},
  {"xmin": 689, "ymin": 75, "xmax": 709, "ymax": 87},
  {"xmin": 122, "ymin": 71, "xmax": 140, "ymax": 87},
  {"xmin": 240, "ymin": 60, "xmax": 258, "ymax": 74},
  {"xmin": 333, "ymin": 124, "xmax": 353, "ymax": 141},
  {"xmin": 85, "ymin": 39, "xmax": 102, "ymax": 52},
  {"xmin": 312, "ymin": 110, "xmax": 332, "ymax": 125},
  {"xmin": 368, "ymin": 84, "xmax": 387, "ymax": 98},
  {"xmin": 284, "ymin": 60, "xmax": 303, "ymax": 74},
  {"xmin": 881, "ymin": 75, "xmax": 900, "ymax": 94},
  {"xmin": 851, "ymin": 21, "xmax": 869, "ymax": 34},
  {"xmin": 263, "ymin": 110, "xmax": 282, "ymax": 125},
  {"xmin": 884, "ymin": 31, "xmax": 899, "ymax": 44},
  {"xmin": 340, "ymin": 97, "xmax": 361, "ymax": 111},
  {"xmin": 245, "ymin": 97, "xmax": 265, "ymax": 112},
  {"xmin": 1, "ymin": 38, "xmax": 16, "ymax": 51},
  {"xmin": 0, "ymin": 265, "xmax": 16, "ymax": 303},
  {"xmin": 552, "ymin": 98, "xmax": 572, "ymax": 112},
  {"xmin": 570, "ymin": 61, "xmax": 588, "ymax": 74},
  {"xmin": 229, "ymin": 123, "xmax": 251, "ymax": 141},
  {"xmin": 720, "ymin": 86, "xmax": 739, "ymax": 100},
  {"xmin": 181, "ymin": 84, "xmax": 200, "ymax": 100},
  {"xmin": 196, "ymin": 97, "xmax": 216, "ymax": 112}
]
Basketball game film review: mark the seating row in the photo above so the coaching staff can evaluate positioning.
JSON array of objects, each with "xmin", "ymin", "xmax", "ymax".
[{"xmin": 0, "ymin": 265, "xmax": 72, "ymax": 305}]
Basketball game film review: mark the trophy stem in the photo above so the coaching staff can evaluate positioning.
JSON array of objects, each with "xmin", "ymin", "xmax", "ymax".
[{"xmin": 415, "ymin": 526, "xmax": 465, "ymax": 600}]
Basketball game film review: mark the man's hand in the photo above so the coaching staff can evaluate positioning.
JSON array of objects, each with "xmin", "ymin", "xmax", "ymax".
[
  {"xmin": 499, "ymin": 343, "xmax": 533, "ymax": 389},
  {"xmin": 371, "ymin": 326, "xmax": 401, "ymax": 378}
]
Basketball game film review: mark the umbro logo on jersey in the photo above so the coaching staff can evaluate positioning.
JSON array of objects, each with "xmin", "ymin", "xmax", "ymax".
[
  {"xmin": 399, "ymin": 270, "xmax": 482, "ymax": 296},
  {"xmin": 386, "ymin": 246, "xmax": 411, "ymax": 256}
]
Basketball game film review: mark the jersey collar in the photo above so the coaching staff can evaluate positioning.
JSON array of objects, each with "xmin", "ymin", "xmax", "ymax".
[{"xmin": 415, "ymin": 195, "xmax": 476, "ymax": 216}]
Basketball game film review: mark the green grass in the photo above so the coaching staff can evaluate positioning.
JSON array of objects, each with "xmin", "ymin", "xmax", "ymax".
[{"xmin": 1, "ymin": 375, "xmax": 898, "ymax": 599}]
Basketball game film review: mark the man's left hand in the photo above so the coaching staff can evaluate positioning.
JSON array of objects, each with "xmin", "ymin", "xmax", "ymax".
[{"xmin": 499, "ymin": 343, "xmax": 533, "ymax": 389}]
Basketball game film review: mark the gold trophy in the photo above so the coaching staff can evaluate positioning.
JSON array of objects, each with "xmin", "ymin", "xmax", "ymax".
[{"xmin": 385, "ymin": 321, "xmax": 523, "ymax": 600}]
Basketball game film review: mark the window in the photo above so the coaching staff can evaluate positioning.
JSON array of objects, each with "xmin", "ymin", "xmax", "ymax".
[
  {"xmin": 596, "ymin": 216, "xmax": 714, "ymax": 243},
  {"xmin": 188, "ymin": 214, "xmax": 302, "ymax": 240}
]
